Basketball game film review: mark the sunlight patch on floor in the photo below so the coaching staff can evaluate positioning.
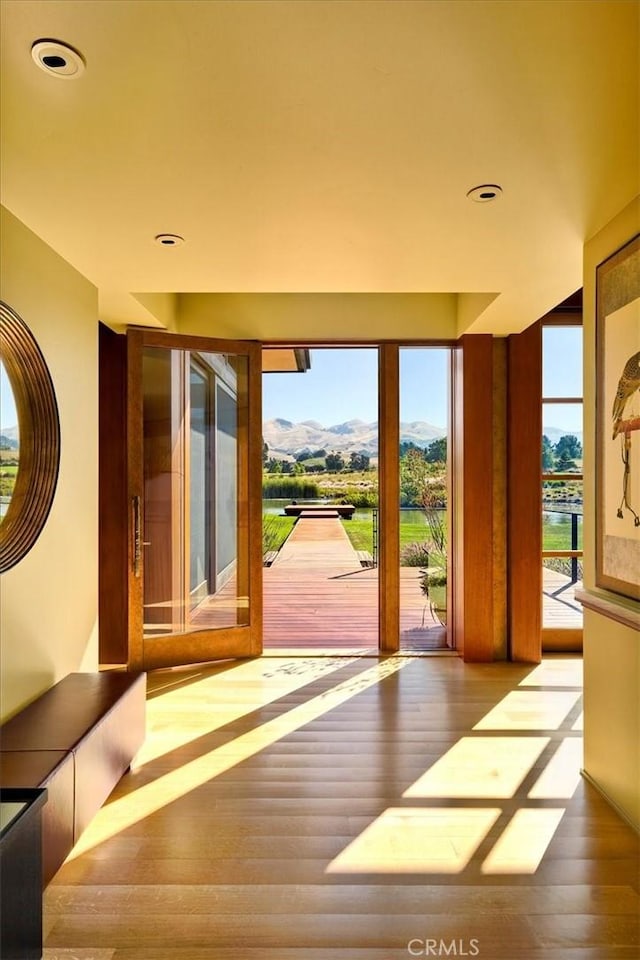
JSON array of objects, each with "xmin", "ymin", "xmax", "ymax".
[
  {"xmin": 480, "ymin": 808, "xmax": 565, "ymax": 874},
  {"xmin": 527, "ymin": 737, "xmax": 582, "ymax": 799},
  {"xmin": 69, "ymin": 656, "xmax": 412, "ymax": 859},
  {"xmin": 518, "ymin": 658, "xmax": 583, "ymax": 687},
  {"xmin": 403, "ymin": 737, "xmax": 550, "ymax": 799},
  {"xmin": 472, "ymin": 690, "xmax": 581, "ymax": 730},
  {"xmin": 135, "ymin": 655, "xmax": 360, "ymax": 766},
  {"xmin": 326, "ymin": 807, "xmax": 501, "ymax": 874}
]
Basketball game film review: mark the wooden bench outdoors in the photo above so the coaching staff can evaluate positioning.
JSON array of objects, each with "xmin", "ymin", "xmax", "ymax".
[
  {"xmin": 0, "ymin": 671, "xmax": 146, "ymax": 885},
  {"xmin": 284, "ymin": 503, "xmax": 356, "ymax": 519},
  {"xmin": 356, "ymin": 550, "xmax": 375, "ymax": 568}
]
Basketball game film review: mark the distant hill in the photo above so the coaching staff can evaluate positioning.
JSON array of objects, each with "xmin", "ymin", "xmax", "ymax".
[
  {"xmin": 543, "ymin": 426, "xmax": 583, "ymax": 445},
  {"xmin": 263, "ymin": 418, "xmax": 445, "ymax": 458},
  {"xmin": 0, "ymin": 430, "xmax": 18, "ymax": 450}
]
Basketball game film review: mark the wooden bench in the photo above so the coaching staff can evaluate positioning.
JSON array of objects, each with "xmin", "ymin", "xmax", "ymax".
[
  {"xmin": 284, "ymin": 503, "xmax": 356, "ymax": 519},
  {"xmin": 356, "ymin": 550, "xmax": 375, "ymax": 568},
  {"xmin": 0, "ymin": 671, "xmax": 146, "ymax": 885}
]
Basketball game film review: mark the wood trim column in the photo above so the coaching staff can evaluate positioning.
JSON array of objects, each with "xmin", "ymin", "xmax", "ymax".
[
  {"xmin": 247, "ymin": 341, "xmax": 263, "ymax": 655},
  {"xmin": 126, "ymin": 328, "xmax": 144, "ymax": 671},
  {"xmin": 507, "ymin": 321, "xmax": 542, "ymax": 663},
  {"xmin": 99, "ymin": 324, "xmax": 128, "ymax": 665},
  {"xmin": 454, "ymin": 335, "xmax": 495, "ymax": 661},
  {"xmin": 379, "ymin": 344, "xmax": 399, "ymax": 653}
]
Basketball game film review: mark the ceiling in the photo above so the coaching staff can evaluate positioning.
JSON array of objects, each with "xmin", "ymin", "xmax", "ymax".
[{"xmin": 1, "ymin": 0, "xmax": 638, "ymax": 337}]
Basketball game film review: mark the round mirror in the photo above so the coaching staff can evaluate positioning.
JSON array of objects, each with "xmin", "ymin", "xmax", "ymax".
[{"xmin": 0, "ymin": 301, "xmax": 60, "ymax": 572}]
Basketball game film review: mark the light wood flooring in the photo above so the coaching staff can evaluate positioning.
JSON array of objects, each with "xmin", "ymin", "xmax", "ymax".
[{"xmin": 44, "ymin": 656, "xmax": 638, "ymax": 959}]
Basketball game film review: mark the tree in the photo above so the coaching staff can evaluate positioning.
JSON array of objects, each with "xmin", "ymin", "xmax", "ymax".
[
  {"xmin": 425, "ymin": 437, "xmax": 447, "ymax": 463},
  {"xmin": 400, "ymin": 448, "xmax": 431, "ymax": 506},
  {"xmin": 312, "ymin": 448, "xmax": 327, "ymax": 458},
  {"xmin": 399, "ymin": 440, "xmax": 421, "ymax": 458},
  {"xmin": 325, "ymin": 452, "xmax": 345, "ymax": 472},
  {"xmin": 262, "ymin": 440, "xmax": 269, "ymax": 464},
  {"xmin": 555, "ymin": 434, "xmax": 582, "ymax": 459},
  {"xmin": 293, "ymin": 461, "xmax": 306, "ymax": 475},
  {"xmin": 267, "ymin": 459, "xmax": 282, "ymax": 474},
  {"xmin": 555, "ymin": 449, "xmax": 577, "ymax": 472},
  {"xmin": 349, "ymin": 451, "xmax": 370, "ymax": 471},
  {"xmin": 295, "ymin": 449, "xmax": 313, "ymax": 462},
  {"xmin": 542, "ymin": 435, "xmax": 555, "ymax": 472}
]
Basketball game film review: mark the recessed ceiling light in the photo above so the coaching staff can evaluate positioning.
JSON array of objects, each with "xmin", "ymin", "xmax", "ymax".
[
  {"xmin": 467, "ymin": 184, "xmax": 503, "ymax": 203},
  {"xmin": 31, "ymin": 39, "xmax": 85, "ymax": 79},
  {"xmin": 154, "ymin": 234, "xmax": 185, "ymax": 247}
]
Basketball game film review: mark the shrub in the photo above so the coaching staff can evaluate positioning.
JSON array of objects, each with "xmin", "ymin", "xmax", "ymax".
[
  {"xmin": 262, "ymin": 477, "xmax": 320, "ymax": 499},
  {"xmin": 401, "ymin": 541, "xmax": 431, "ymax": 567},
  {"xmin": 543, "ymin": 557, "xmax": 584, "ymax": 581}
]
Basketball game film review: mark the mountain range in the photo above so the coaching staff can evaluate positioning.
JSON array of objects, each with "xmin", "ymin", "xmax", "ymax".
[
  {"xmin": 263, "ymin": 418, "xmax": 445, "ymax": 458},
  {"xmin": 263, "ymin": 418, "xmax": 583, "ymax": 460}
]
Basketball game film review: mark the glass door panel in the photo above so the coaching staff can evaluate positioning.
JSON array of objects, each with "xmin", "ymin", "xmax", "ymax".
[
  {"xmin": 542, "ymin": 348, "xmax": 583, "ymax": 646},
  {"xmin": 128, "ymin": 331, "xmax": 261, "ymax": 670},
  {"xmin": 399, "ymin": 348, "xmax": 451, "ymax": 651}
]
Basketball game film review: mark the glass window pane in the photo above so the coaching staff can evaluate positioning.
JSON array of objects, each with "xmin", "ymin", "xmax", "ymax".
[
  {"xmin": 542, "ymin": 481, "xmax": 583, "ymax": 551},
  {"xmin": 543, "ymin": 326, "xmax": 582, "ymax": 397},
  {"xmin": 142, "ymin": 347, "xmax": 248, "ymax": 639},
  {"xmin": 542, "ymin": 403, "xmax": 583, "ymax": 473},
  {"xmin": 399, "ymin": 348, "xmax": 450, "ymax": 651}
]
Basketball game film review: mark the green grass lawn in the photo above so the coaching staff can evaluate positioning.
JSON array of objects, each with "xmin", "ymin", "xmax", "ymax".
[
  {"xmin": 341, "ymin": 518, "xmax": 431, "ymax": 556},
  {"xmin": 262, "ymin": 515, "xmax": 296, "ymax": 554},
  {"xmin": 542, "ymin": 515, "xmax": 583, "ymax": 552},
  {"xmin": 341, "ymin": 519, "xmax": 373, "ymax": 552}
]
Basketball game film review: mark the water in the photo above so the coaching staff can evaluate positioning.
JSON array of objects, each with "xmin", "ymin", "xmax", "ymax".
[
  {"xmin": 263, "ymin": 500, "xmax": 434, "ymax": 528},
  {"xmin": 263, "ymin": 500, "xmax": 582, "ymax": 545}
]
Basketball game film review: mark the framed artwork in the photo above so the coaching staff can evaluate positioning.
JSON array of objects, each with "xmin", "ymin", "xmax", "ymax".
[{"xmin": 596, "ymin": 233, "xmax": 640, "ymax": 600}]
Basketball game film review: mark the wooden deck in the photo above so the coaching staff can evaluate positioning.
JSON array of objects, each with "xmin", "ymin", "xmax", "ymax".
[
  {"xmin": 177, "ymin": 526, "xmax": 582, "ymax": 650},
  {"xmin": 542, "ymin": 569, "xmax": 583, "ymax": 629},
  {"xmin": 264, "ymin": 517, "xmax": 447, "ymax": 651}
]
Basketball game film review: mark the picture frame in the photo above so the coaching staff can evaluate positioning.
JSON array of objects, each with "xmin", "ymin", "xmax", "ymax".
[{"xmin": 596, "ymin": 233, "xmax": 640, "ymax": 600}]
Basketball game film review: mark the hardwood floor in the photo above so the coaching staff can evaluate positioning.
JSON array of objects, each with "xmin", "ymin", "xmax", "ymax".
[{"xmin": 44, "ymin": 656, "xmax": 638, "ymax": 959}]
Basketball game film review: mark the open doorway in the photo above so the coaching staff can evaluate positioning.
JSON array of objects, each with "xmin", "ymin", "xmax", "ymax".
[
  {"xmin": 262, "ymin": 347, "xmax": 379, "ymax": 651},
  {"xmin": 261, "ymin": 345, "xmax": 452, "ymax": 653}
]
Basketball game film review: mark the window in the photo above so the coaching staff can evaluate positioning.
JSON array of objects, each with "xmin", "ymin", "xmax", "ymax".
[{"xmin": 541, "ymin": 322, "xmax": 583, "ymax": 641}]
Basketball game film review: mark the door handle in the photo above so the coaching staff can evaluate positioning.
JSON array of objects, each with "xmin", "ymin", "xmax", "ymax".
[{"xmin": 132, "ymin": 495, "xmax": 142, "ymax": 577}]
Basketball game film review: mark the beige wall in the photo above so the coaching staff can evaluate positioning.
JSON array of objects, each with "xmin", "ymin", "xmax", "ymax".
[
  {"xmin": 178, "ymin": 292, "xmax": 457, "ymax": 341},
  {"xmin": 582, "ymin": 196, "xmax": 640, "ymax": 829},
  {"xmin": 0, "ymin": 207, "xmax": 99, "ymax": 719}
]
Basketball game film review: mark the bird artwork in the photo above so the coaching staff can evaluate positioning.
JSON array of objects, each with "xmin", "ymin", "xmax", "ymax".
[
  {"xmin": 612, "ymin": 349, "xmax": 640, "ymax": 526},
  {"xmin": 612, "ymin": 350, "xmax": 640, "ymax": 438}
]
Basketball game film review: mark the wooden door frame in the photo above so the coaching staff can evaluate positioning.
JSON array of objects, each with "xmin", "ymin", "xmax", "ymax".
[{"xmin": 261, "ymin": 340, "xmax": 456, "ymax": 655}]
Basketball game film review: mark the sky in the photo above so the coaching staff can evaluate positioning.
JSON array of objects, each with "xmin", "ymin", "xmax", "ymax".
[
  {"xmin": 263, "ymin": 335, "xmax": 584, "ymax": 433},
  {"xmin": 0, "ymin": 331, "xmax": 584, "ymax": 436},
  {"xmin": 263, "ymin": 348, "xmax": 450, "ymax": 428}
]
